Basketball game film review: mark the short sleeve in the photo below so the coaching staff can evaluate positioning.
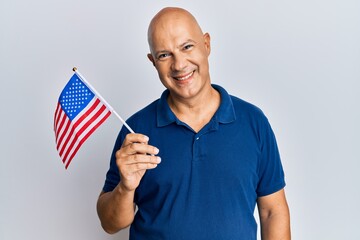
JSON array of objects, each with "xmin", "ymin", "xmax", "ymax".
[{"xmin": 256, "ymin": 117, "xmax": 286, "ymax": 197}]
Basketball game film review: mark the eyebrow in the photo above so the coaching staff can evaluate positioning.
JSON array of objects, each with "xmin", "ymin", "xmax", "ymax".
[
  {"xmin": 154, "ymin": 39, "xmax": 198, "ymax": 56},
  {"xmin": 178, "ymin": 39, "xmax": 197, "ymax": 49}
]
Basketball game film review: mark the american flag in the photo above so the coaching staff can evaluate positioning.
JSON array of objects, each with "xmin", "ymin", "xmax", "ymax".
[{"xmin": 54, "ymin": 73, "xmax": 111, "ymax": 169}]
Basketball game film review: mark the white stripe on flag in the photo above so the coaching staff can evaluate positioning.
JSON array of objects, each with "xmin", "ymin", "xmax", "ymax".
[
  {"xmin": 54, "ymin": 103, "xmax": 61, "ymax": 131},
  {"xmin": 58, "ymin": 97, "xmax": 100, "ymax": 160},
  {"xmin": 55, "ymin": 110, "xmax": 66, "ymax": 142},
  {"xmin": 57, "ymin": 97, "xmax": 98, "ymax": 153},
  {"xmin": 55, "ymin": 112, "xmax": 71, "ymax": 148},
  {"xmin": 63, "ymin": 106, "xmax": 110, "ymax": 167}
]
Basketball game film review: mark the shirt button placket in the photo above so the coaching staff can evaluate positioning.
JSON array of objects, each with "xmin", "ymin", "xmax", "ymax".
[{"xmin": 193, "ymin": 135, "xmax": 201, "ymax": 162}]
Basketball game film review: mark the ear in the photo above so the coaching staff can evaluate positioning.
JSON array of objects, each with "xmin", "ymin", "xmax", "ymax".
[
  {"xmin": 147, "ymin": 53, "xmax": 156, "ymax": 67},
  {"xmin": 203, "ymin": 33, "xmax": 211, "ymax": 55}
]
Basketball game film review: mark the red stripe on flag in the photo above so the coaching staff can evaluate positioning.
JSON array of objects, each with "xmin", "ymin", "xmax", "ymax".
[
  {"xmin": 54, "ymin": 103, "xmax": 61, "ymax": 131},
  {"xmin": 58, "ymin": 117, "xmax": 75, "ymax": 157},
  {"xmin": 62, "ymin": 107, "xmax": 111, "ymax": 167},
  {"xmin": 58, "ymin": 99, "xmax": 101, "ymax": 157},
  {"xmin": 62, "ymin": 103, "xmax": 108, "ymax": 163},
  {"xmin": 64, "ymin": 110, "xmax": 111, "ymax": 169},
  {"xmin": 56, "ymin": 119, "xmax": 71, "ymax": 150},
  {"xmin": 73, "ymin": 99, "xmax": 102, "ymax": 130},
  {"xmin": 55, "ymin": 111, "xmax": 67, "ymax": 142}
]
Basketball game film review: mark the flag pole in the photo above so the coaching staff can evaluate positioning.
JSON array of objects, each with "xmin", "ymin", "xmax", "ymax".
[{"xmin": 72, "ymin": 67, "xmax": 135, "ymax": 134}]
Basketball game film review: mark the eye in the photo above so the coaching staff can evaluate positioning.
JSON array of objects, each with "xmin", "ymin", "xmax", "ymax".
[
  {"xmin": 157, "ymin": 53, "xmax": 171, "ymax": 60},
  {"xmin": 183, "ymin": 44, "xmax": 194, "ymax": 50}
]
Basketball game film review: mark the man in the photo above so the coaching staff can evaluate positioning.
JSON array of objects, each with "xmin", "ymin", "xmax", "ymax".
[{"xmin": 97, "ymin": 7, "xmax": 290, "ymax": 240}]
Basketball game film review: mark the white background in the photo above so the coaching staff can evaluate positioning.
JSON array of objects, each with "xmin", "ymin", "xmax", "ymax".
[{"xmin": 1, "ymin": 0, "xmax": 359, "ymax": 239}]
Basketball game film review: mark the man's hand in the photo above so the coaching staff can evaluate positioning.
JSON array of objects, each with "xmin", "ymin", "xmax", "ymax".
[
  {"xmin": 97, "ymin": 133, "xmax": 161, "ymax": 234},
  {"xmin": 116, "ymin": 133, "xmax": 161, "ymax": 192}
]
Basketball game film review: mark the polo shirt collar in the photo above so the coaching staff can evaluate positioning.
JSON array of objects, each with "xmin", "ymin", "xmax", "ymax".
[{"xmin": 157, "ymin": 84, "xmax": 236, "ymax": 127}]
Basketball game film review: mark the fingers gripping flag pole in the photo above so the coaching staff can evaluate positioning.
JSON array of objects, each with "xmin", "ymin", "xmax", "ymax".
[{"xmin": 54, "ymin": 67, "xmax": 134, "ymax": 169}]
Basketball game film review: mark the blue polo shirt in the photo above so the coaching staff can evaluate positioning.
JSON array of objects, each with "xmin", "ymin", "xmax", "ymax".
[{"xmin": 103, "ymin": 85, "xmax": 285, "ymax": 240}]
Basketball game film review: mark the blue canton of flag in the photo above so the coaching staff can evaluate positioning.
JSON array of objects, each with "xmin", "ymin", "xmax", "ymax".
[
  {"xmin": 54, "ymin": 73, "xmax": 111, "ymax": 169},
  {"xmin": 59, "ymin": 75, "xmax": 94, "ymax": 120}
]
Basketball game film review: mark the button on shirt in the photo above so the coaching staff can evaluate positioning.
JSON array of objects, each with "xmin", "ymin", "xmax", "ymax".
[{"xmin": 103, "ymin": 84, "xmax": 286, "ymax": 240}]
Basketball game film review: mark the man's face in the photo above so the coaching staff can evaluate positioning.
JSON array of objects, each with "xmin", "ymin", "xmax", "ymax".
[{"xmin": 148, "ymin": 15, "xmax": 211, "ymax": 101}]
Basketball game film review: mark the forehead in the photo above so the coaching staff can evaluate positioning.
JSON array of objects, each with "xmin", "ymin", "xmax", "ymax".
[{"xmin": 149, "ymin": 13, "xmax": 202, "ymax": 51}]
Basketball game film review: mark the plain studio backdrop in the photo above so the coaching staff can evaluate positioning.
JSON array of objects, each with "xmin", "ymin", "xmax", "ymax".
[{"xmin": 1, "ymin": 0, "xmax": 359, "ymax": 239}]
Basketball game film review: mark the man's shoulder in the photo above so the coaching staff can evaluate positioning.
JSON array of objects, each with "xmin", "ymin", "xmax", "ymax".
[
  {"xmin": 230, "ymin": 95, "xmax": 266, "ymax": 119},
  {"xmin": 214, "ymin": 84, "xmax": 265, "ymax": 118}
]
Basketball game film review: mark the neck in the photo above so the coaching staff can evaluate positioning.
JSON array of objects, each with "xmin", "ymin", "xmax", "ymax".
[{"xmin": 167, "ymin": 85, "xmax": 220, "ymax": 132}]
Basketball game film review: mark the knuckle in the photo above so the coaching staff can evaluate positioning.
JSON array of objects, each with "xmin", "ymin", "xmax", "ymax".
[
  {"xmin": 115, "ymin": 150, "xmax": 122, "ymax": 159},
  {"xmin": 115, "ymin": 150, "xmax": 127, "ymax": 162},
  {"xmin": 129, "ymin": 142, "xmax": 137, "ymax": 151}
]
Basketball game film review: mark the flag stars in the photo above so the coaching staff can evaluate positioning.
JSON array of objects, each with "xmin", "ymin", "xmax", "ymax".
[{"xmin": 59, "ymin": 76, "xmax": 95, "ymax": 118}]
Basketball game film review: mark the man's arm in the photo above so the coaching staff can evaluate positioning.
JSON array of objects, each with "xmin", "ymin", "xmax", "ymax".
[
  {"xmin": 97, "ymin": 186, "xmax": 135, "ymax": 233},
  {"xmin": 96, "ymin": 133, "xmax": 161, "ymax": 234},
  {"xmin": 257, "ymin": 189, "xmax": 291, "ymax": 240}
]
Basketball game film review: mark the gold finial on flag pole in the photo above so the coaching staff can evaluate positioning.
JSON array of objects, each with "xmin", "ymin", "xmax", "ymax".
[{"xmin": 72, "ymin": 67, "xmax": 77, "ymax": 72}]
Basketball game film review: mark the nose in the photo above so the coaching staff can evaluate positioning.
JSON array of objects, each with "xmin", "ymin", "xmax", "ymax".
[{"xmin": 171, "ymin": 53, "xmax": 187, "ymax": 72}]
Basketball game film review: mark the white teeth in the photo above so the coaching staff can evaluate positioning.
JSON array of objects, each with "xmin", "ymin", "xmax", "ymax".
[{"xmin": 176, "ymin": 71, "xmax": 193, "ymax": 80}]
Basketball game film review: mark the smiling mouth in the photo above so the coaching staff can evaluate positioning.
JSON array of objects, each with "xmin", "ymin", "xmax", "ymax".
[{"xmin": 173, "ymin": 71, "xmax": 194, "ymax": 81}]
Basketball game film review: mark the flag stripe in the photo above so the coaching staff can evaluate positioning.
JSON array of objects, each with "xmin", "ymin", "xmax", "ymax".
[
  {"xmin": 73, "ymin": 98, "xmax": 101, "ymax": 130},
  {"xmin": 54, "ymin": 72, "xmax": 113, "ymax": 169},
  {"xmin": 55, "ymin": 110, "xmax": 66, "ymax": 141},
  {"xmin": 64, "ymin": 110, "xmax": 111, "ymax": 169},
  {"xmin": 57, "ymin": 114, "xmax": 74, "ymax": 156},
  {"xmin": 55, "ymin": 104, "xmax": 66, "ymax": 138},
  {"xmin": 61, "ymin": 103, "xmax": 108, "ymax": 163},
  {"xmin": 56, "ymin": 118, "xmax": 71, "ymax": 150},
  {"xmin": 57, "ymin": 98, "xmax": 100, "ymax": 156},
  {"xmin": 54, "ymin": 103, "xmax": 61, "ymax": 131},
  {"xmin": 62, "ymin": 105, "xmax": 110, "ymax": 167}
]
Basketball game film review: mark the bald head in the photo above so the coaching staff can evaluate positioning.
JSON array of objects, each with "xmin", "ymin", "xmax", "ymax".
[{"xmin": 147, "ymin": 7, "xmax": 204, "ymax": 54}]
